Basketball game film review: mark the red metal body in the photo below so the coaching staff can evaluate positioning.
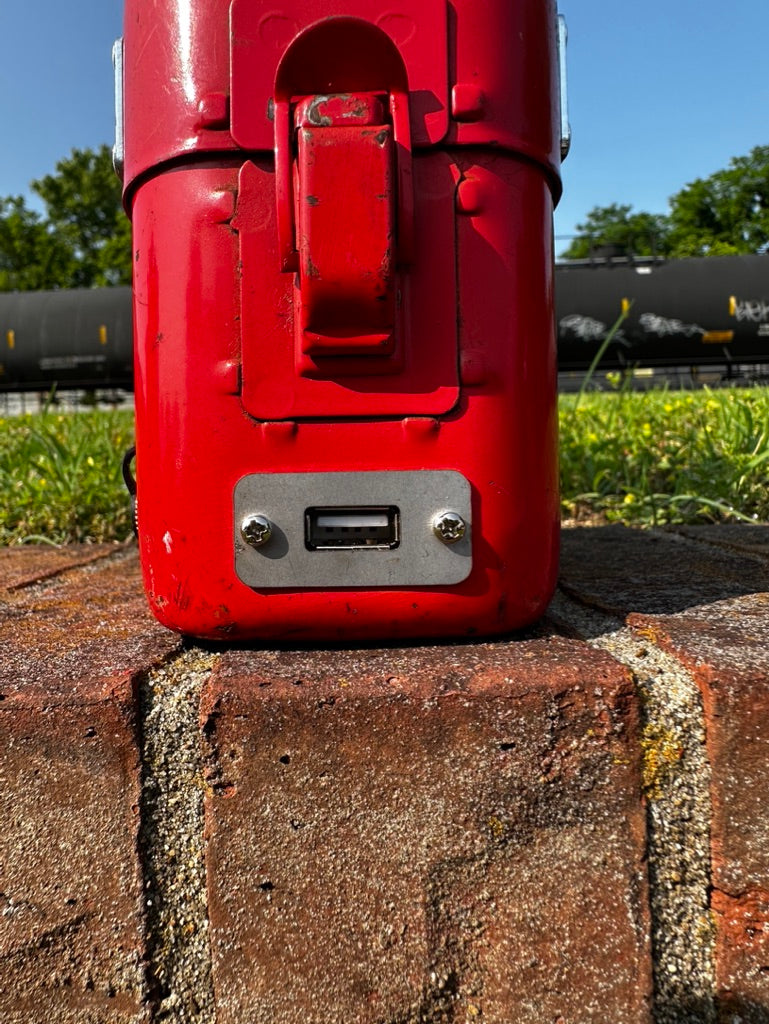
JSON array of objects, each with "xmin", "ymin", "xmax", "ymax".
[{"xmin": 121, "ymin": 0, "xmax": 564, "ymax": 641}]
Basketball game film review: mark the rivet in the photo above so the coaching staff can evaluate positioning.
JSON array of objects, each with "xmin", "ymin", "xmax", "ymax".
[
  {"xmin": 456, "ymin": 178, "xmax": 483, "ymax": 215},
  {"xmin": 451, "ymin": 84, "xmax": 485, "ymax": 122},
  {"xmin": 197, "ymin": 92, "xmax": 229, "ymax": 129}
]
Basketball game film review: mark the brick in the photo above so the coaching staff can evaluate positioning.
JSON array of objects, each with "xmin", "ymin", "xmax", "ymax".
[
  {"xmin": 202, "ymin": 638, "xmax": 651, "ymax": 1024},
  {"xmin": 671, "ymin": 523, "xmax": 769, "ymax": 560},
  {"xmin": 0, "ymin": 547, "xmax": 179, "ymax": 1023},
  {"xmin": 0, "ymin": 549, "xmax": 179, "ymax": 700},
  {"xmin": 560, "ymin": 524, "xmax": 768, "ymax": 617},
  {"xmin": 629, "ymin": 595, "xmax": 769, "ymax": 890},
  {"xmin": 711, "ymin": 888, "xmax": 769, "ymax": 1024},
  {"xmin": 0, "ymin": 542, "xmax": 122, "ymax": 593},
  {"xmin": 0, "ymin": 677, "xmax": 149, "ymax": 1023},
  {"xmin": 629, "ymin": 593, "xmax": 769, "ymax": 1023}
]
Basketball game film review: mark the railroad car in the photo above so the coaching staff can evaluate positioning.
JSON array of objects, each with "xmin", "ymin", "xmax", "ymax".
[
  {"xmin": 556, "ymin": 254, "xmax": 769, "ymax": 371},
  {"xmin": 0, "ymin": 286, "xmax": 132, "ymax": 391},
  {"xmin": 1, "ymin": 255, "xmax": 768, "ymax": 390}
]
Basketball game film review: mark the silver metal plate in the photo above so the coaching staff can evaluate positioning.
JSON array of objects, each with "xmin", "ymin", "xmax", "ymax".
[{"xmin": 234, "ymin": 470, "xmax": 472, "ymax": 589}]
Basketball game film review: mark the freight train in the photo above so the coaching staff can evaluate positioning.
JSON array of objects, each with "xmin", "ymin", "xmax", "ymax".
[
  {"xmin": 0, "ymin": 286, "xmax": 133, "ymax": 392},
  {"xmin": 556, "ymin": 253, "xmax": 769, "ymax": 372},
  {"xmin": 1, "ymin": 255, "xmax": 767, "ymax": 391}
]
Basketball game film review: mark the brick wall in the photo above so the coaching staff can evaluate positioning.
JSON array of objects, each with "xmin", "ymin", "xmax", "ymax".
[{"xmin": 1, "ymin": 524, "xmax": 768, "ymax": 1023}]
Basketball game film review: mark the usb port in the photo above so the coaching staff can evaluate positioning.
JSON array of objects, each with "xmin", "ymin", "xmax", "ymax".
[{"xmin": 305, "ymin": 506, "xmax": 400, "ymax": 550}]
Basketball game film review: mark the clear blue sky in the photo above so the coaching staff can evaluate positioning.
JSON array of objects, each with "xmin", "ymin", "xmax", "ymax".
[
  {"xmin": 556, "ymin": 0, "xmax": 769, "ymax": 249},
  {"xmin": 1, "ymin": 0, "xmax": 767, "ymax": 255}
]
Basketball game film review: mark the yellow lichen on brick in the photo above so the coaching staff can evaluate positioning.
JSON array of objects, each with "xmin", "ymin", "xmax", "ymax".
[
  {"xmin": 634, "ymin": 626, "xmax": 660, "ymax": 644},
  {"xmin": 487, "ymin": 816, "xmax": 506, "ymax": 843},
  {"xmin": 641, "ymin": 724, "xmax": 683, "ymax": 799}
]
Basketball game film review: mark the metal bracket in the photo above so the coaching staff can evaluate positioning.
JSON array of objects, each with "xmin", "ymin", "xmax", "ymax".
[
  {"xmin": 557, "ymin": 15, "xmax": 571, "ymax": 160},
  {"xmin": 234, "ymin": 470, "xmax": 472, "ymax": 589},
  {"xmin": 112, "ymin": 38, "xmax": 125, "ymax": 179}
]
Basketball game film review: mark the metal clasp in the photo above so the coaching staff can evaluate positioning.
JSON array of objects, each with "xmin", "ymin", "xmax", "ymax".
[{"xmin": 557, "ymin": 14, "xmax": 571, "ymax": 161}]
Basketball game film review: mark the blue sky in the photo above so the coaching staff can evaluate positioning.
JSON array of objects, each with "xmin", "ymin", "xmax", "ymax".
[
  {"xmin": 1, "ymin": 0, "xmax": 767, "ymax": 255},
  {"xmin": 0, "ymin": 1, "xmax": 122, "ymax": 199},
  {"xmin": 556, "ymin": 0, "xmax": 769, "ymax": 248}
]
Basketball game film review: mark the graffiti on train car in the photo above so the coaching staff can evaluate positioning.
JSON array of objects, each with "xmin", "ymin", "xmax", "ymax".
[
  {"xmin": 558, "ymin": 314, "xmax": 608, "ymax": 342},
  {"xmin": 732, "ymin": 298, "xmax": 769, "ymax": 323},
  {"xmin": 638, "ymin": 313, "xmax": 705, "ymax": 338},
  {"xmin": 556, "ymin": 253, "xmax": 769, "ymax": 371},
  {"xmin": 2, "ymin": 255, "xmax": 769, "ymax": 390}
]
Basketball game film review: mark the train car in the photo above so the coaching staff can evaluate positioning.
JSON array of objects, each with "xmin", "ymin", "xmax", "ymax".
[
  {"xmin": 556, "ymin": 253, "xmax": 769, "ymax": 371},
  {"xmin": 1, "ymin": 255, "xmax": 769, "ymax": 391},
  {"xmin": 0, "ymin": 286, "xmax": 133, "ymax": 391}
]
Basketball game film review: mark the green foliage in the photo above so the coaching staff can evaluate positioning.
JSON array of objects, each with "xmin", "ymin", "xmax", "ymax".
[
  {"xmin": 561, "ymin": 203, "xmax": 671, "ymax": 260},
  {"xmin": 1, "ymin": 389, "xmax": 767, "ymax": 546},
  {"xmin": 0, "ymin": 197, "xmax": 72, "ymax": 291},
  {"xmin": 0, "ymin": 408, "xmax": 135, "ymax": 543},
  {"xmin": 667, "ymin": 146, "xmax": 769, "ymax": 257},
  {"xmin": 0, "ymin": 145, "xmax": 131, "ymax": 291},
  {"xmin": 560, "ymin": 145, "xmax": 769, "ymax": 260},
  {"xmin": 560, "ymin": 385, "xmax": 769, "ymax": 526}
]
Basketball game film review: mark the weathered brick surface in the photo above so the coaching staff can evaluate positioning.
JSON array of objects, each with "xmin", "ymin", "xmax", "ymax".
[
  {"xmin": 2, "ymin": 526, "xmax": 768, "ymax": 1023},
  {"xmin": 630, "ymin": 592, "xmax": 769, "ymax": 1023},
  {"xmin": 629, "ymin": 595, "xmax": 769, "ymax": 1023},
  {"xmin": 0, "ymin": 542, "xmax": 122, "ymax": 592},
  {"xmin": 0, "ymin": 547, "xmax": 179, "ymax": 701},
  {"xmin": 711, "ymin": 888, "xmax": 769, "ymax": 1024},
  {"xmin": 202, "ymin": 639, "xmax": 652, "ymax": 1024},
  {"xmin": 0, "ymin": 547, "xmax": 180, "ymax": 1023},
  {"xmin": 560, "ymin": 523, "xmax": 768, "ymax": 616},
  {"xmin": 562, "ymin": 524, "xmax": 769, "ymax": 1021},
  {"xmin": 0, "ymin": 679, "xmax": 148, "ymax": 1023},
  {"xmin": 671, "ymin": 523, "xmax": 769, "ymax": 559}
]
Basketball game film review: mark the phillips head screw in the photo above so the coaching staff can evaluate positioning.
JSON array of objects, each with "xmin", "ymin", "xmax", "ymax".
[
  {"xmin": 432, "ymin": 511, "xmax": 467, "ymax": 545},
  {"xmin": 241, "ymin": 514, "xmax": 273, "ymax": 548}
]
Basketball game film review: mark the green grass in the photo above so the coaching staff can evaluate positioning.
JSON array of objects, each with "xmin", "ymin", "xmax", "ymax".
[
  {"xmin": 0, "ymin": 407, "xmax": 135, "ymax": 544},
  {"xmin": 560, "ymin": 384, "xmax": 769, "ymax": 526},
  {"xmin": 0, "ymin": 387, "xmax": 767, "ymax": 545}
]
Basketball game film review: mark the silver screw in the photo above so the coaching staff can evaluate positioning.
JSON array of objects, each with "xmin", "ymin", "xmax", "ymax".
[
  {"xmin": 432, "ymin": 511, "xmax": 467, "ymax": 544},
  {"xmin": 241, "ymin": 514, "xmax": 273, "ymax": 548}
]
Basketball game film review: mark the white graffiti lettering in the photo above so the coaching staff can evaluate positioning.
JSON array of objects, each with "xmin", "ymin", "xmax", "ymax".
[
  {"xmin": 734, "ymin": 299, "xmax": 769, "ymax": 323},
  {"xmin": 559, "ymin": 314, "xmax": 607, "ymax": 342},
  {"xmin": 639, "ymin": 313, "xmax": 704, "ymax": 338}
]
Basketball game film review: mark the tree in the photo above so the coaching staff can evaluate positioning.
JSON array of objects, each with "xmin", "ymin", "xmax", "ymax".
[
  {"xmin": 31, "ymin": 145, "xmax": 132, "ymax": 287},
  {"xmin": 0, "ymin": 145, "xmax": 131, "ymax": 291},
  {"xmin": 666, "ymin": 145, "xmax": 769, "ymax": 257},
  {"xmin": 560, "ymin": 203, "xmax": 671, "ymax": 260},
  {"xmin": 560, "ymin": 146, "xmax": 769, "ymax": 260},
  {"xmin": 0, "ymin": 197, "xmax": 73, "ymax": 291}
]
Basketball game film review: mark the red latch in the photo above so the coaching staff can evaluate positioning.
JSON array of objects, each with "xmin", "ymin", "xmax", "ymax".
[
  {"xmin": 293, "ymin": 94, "xmax": 396, "ymax": 357},
  {"xmin": 271, "ymin": 17, "xmax": 414, "ymax": 364}
]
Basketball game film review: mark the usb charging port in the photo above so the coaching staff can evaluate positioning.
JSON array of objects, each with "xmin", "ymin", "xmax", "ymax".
[{"xmin": 305, "ymin": 506, "xmax": 400, "ymax": 550}]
